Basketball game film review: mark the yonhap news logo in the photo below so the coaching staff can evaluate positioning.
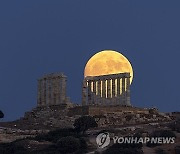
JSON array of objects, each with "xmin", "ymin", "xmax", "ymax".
[
  {"xmin": 96, "ymin": 132, "xmax": 175, "ymax": 148},
  {"xmin": 96, "ymin": 132, "xmax": 111, "ymax": 148}
]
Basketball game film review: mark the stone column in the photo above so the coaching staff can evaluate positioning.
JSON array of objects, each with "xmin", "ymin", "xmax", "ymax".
[
  {"xmin": 102, "ymin": 79, "xmax": 106, "ymax": 98},
  {"xmin": 101, "ymin": 79, "xmax": 106, "ymax": 105},
  {"xmin": 53, "ymin": 78, "xmax": 57, "ymax": 105},
  {"xmin": 93, "ymin": 81, "xmax": 96, "ymax": 104},
  {"xmin": 43, "ymin": 78, "xmax": 47, "ymax": 106},
  {"xmin": 37, "ymin": 79, "xmax": 42, "ymax": 106},
  {"xmin": 60, "ymin": 76, "xmax": 66, "ymax": 104},
  {"xmin": 82, "ymin": 80, "xmax": 87, "ymax": 106},
  {"xmin": 112, "ymin": 78, "xmax": 116, "ymax": 97},
  {"xmin": 52, "ymin": 78, "xmax": 56, "ymax": 105},
  {"xmin": 116, "ymin": 78, "xmax": 121, "ymax": 104},
  {"xmin": 107, "ymin": 79, "xmax": 111, "ymax": 98},
  {"xmin": 117, "ymin": 78, "xmax": 120, "ymax": 97},
  {"xmin": 55, "ymin": 77, "xmax": 60, "ymax": 105},
  {"xmin": 93, "ymin": 81, "xmax": 96, "ymax": 94},
  {"xmin": 47, "ymin": 78, "xmax": 52, "ymax": 105},
  {"xmin": 122, "ymin": 77, "xmax": 126, "ymax": 105},
  {"xmin": 112, "ymin": 78, "xmax": 116, "ymax": 104},
  {"xmin": 97, "ymin": 80, "xmax": 101, "ymax": 96},
  {"xmin": 97, "ymin": 79, "xmax": 101, "ymax": 104},
  {"xmin": 126, "ymin": 76, "xmax": 131, "ymax": 106},
  {"xmin": 87, "ymin": 80, "xmax": 92, "ymax": 105}
]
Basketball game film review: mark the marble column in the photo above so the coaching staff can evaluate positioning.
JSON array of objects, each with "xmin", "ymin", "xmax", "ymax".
[
  {"xmin": 122, "ymin": 77, "xmax": 126, "ymax": 105},
  {"xmin": 43, "ymin": 79, "xmax": 47, "ymax": 106},
  {"xmin": 93, "ymin": 81, "xmax": 96, "ymax": 104},
  {"xmin": 107, "ymin": 79, "xmax": 111, "ymax": 98},
  {"xmin": 47, "ymin": 79, "xmax": 52, "ymax": 105},
  {"xmin": 97, "ymin": 80, "xmax": 101, "ymax": 96},
  {"xmin": 51, "ymin": 78, "xmax": 56, "ymax": 105},
  {"xmin": 117, "ymin": 78, "xmax": 120, "ymax": 97},
  {"xmin": 87, "ymin": 80, "xmax": 92, "ymax": 105},
  {"xmin": 101, "ymin": 79, "xmax": 106, "ymax": 104},
  {"xmin": 102, "ymin": 79, "xmax": 106, "ymax": 98},
  {"xmin": 93, "ymin": 81, "xmax": 96, "ymax": 94},
  {"xmin": 82, "ymin": 80, "xmax": 87, "ymax": 106},
  {"xmin": 126, "ymin": 76, "xmax": 131, "ymax": 106},
  {"xmin": 55, "ymin": 78, "xmax": 60, "ymax": 105},
  {"xmin": 111, "ymin": 78, "xmax": 116, "ymax": 104},
  {"xmin": 37, "ymin": 79, "xmax": 42, "ymax": 106},
  {"xmin": 60, "ymin": 77, "xmax": 66, "ymax": 104},
  {"xmin": 112, "ymin": 78, "xmax": 116, "ymax": 97},
  {"xmin": 97, "ymin": 80, "xmax": 101, "ymax": 104}
]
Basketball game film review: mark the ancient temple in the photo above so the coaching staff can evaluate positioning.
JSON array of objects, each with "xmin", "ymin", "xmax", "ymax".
[
  {"xmin": 82, "ymin": 73, "xmax": 131, "ymax": 106},
  {"xmin": 37, "ymin": 73, "xmax": 69, "ymax": 107},
  {"xmin": 37, "ymin": 72, "xmax": 131, "ymax": 108}
]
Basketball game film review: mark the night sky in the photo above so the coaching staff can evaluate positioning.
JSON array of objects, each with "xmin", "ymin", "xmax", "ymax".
[{"xmin": 0, "ymin": 1, "xmax": 180, "ymax": 121}]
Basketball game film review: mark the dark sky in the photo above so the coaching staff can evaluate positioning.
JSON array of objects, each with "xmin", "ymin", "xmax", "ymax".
[{"xmin": 0, "ymin": 1, "xmax": 180, "ymax": 121}]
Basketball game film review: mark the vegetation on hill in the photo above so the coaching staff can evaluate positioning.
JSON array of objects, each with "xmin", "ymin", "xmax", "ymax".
[
  {"xmin": 74, "ymin": 116, "xmax": 98, "ymax": 134},
  {"xmin": 0, "ymin": 110, "xmax": 4, "ymax": 119},
  {"xmin": 0, "ymin": 127, "xmax": 88, "ymax": 154},
  {"xmin": 168, "ymin": 119, "xmax": 180, "ymax": 133},
  {"xmin": 0, "ymin": 116, "xmax": 97, "ymax": 154}
]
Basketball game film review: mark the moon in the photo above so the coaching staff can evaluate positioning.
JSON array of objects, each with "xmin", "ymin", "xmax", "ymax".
[{"xmin": 84, "ymin": 50, "xmax": 134, "ymax": 84}]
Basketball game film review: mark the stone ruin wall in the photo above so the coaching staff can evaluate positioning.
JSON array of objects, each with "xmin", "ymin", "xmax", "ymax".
[
  {"xmin": 37, "ymin": 73, "xmax": 72, "ymax": 107},
  {"xmin": 67, "ymin": 105, "xmax": 150, "ymax": 117}
]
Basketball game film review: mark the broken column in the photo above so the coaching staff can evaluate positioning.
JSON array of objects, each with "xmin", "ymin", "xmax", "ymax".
[{"xmin": 37, "ymin": 73, "xmax": 68, "ymax": 107}]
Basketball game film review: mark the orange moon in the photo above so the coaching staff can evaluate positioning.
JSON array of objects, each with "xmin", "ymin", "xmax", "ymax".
[{"xmin": 84, "ymin": 50, "xmax": 134, "ymax": 84}]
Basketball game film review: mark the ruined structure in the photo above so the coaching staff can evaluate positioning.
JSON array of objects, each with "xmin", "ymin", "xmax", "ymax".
[
  {"xmin": 0, "ymin": 72, "xmax": 172, "ymax": 131},
  {"xmin": 82, "ymin": 73, "xmax": 131, "ymax": 106},
  {"xmin": 35, "ymin": 72, "xmax": 133, "ymax": 118},
  {"xmin": 37, "ymin": 73, "xmax": 70, "ymax": 107},
  {"xmin": 37, "ymin": 72, "xmax": 131, "ymax": 108}
]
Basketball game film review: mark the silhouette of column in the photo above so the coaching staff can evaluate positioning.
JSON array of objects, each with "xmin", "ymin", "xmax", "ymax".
[
  {"xmin": 112, "ymin": 78, "xmax": 116, "ymax": 97},
  {"xmin": 116, "ymin": 78, "xmax": 121, "ymax": 104},
  {"xmin": 122, "ymin": 77, "xmax": 126, "ymax": 105},
  {"xmin": 87, "ymin": 80, "xmax": 92, "ymax": 105},
  {"xmin": 102, "ymin": 79, "xmax": 106, "ymax": 98},
  {"xmin": 60, "ymin": 76, "xmax": 67, "ymax": 104},
  {"xmin": 111, "ymin": 78, "xmax": 116, "ymax": 104},
  {"xmin": 107, "ymin": 79, "xmax": 111, "ymax": 98},
  {"xmin": 126, "ymin": 75, "xmax": 131, "ymax": 106},
  {"xmin": 47, "ymin": 78, "xmax": 52, "ymax": 105},
  {"xmin": 37, "ymin": 79, "xmax": 42, "ymax": 106},
  {"xmin": 93, "ymin": 81, "xmax": 96, "ymax": 94},
  {"xmin": 97, "ymin": 79, "xmax": 101, "ymax": 104},
  {"xmin": 82, "ymin": 80, "xmax": 87, "ymax": 106},
  {"xmin": 117, "ymin": 78, "xmax": 120, "ymax": 97},
  {"xmin": 92, "ymin": 80, "xmax": 96, "ymax": 104},
  {"xmin": 55, "ymin": 77, "xmax": 60, "ymax": 104},
  {"xmin": 44, "ymin": 79, "xmax": 47, "ymax": 105},
  {"xmin": 51, "ymin": 78, "xmax": 56, "ymax": 105}
]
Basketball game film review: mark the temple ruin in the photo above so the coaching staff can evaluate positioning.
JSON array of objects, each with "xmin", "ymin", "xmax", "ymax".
[
  {"xmin": 14, "ymin": 71, "xmax": 169, "ymax": 130},
  {"xmin": 37, "ymin": 73, "xmax": 70, "ymax": 106},
  {"xmin": 82, "ymin": 73, "xmax": 131, "ymax": 106},
  {"xmin": 37, "ymin": 72, "xmax": 131, "ymax": 109}
]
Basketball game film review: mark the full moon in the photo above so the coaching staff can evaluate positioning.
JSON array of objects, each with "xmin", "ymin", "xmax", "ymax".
[{"xmin": 84, "ymin": 50, "xmax": 134, "ymax": 84}]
